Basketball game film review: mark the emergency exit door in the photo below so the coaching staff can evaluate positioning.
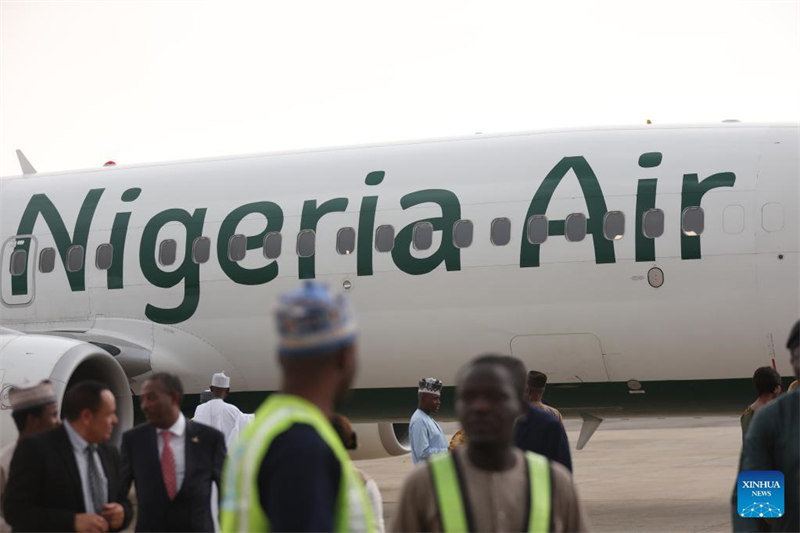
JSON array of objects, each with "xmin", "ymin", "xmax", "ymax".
[{"xmin": 1, "ymin": 236, "xmax": 36, "ymax": 306}]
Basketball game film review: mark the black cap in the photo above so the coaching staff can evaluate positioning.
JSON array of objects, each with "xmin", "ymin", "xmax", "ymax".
[{"xmin": 527, "ymin": 370, "xmax": 547, "ymax": 388}]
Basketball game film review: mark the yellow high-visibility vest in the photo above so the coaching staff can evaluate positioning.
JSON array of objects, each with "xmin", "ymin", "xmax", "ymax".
[
  {"xmin": 428, "ymin": 451, "xmax": 551, "ymax": 532},
  {"xmin": 220, "ymin": 394, "xmax": 376, "ymax": 532}
]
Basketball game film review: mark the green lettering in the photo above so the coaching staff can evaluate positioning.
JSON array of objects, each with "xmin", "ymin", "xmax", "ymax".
[
  {"xmin": 13, "ymin": 189, "xmax": 104, "ymax": 294},
  {"xmin": 107, "ymin": 188, "xmax": 141, "ymax": 290},
  {"xmin": 680, "ymin": 172, "xmax": 736, "ymax": 259},
  {"xmin": 139, "ymin": 208, "xmax": 206, "ymax": 324},
  {"xmin": 217, "ymin": 201, "xmax": 283, "ymax": 285},
  {"xmin": 298, "ymin": 198, "xmax": 348, "ymax": 279},
  {"xmin": 357, "ymin": 171, "xmax": 385, "ymax": 276},
  {"xmin": 391, "ymin": 189, "xmax": 461, "ymax": 275},
  {"xmin": 520, "ymin": 157, "xmax": 614, "ymax": 267},
  {"xmin": 635, "ymin": 179, "xmax": 658, "ymax": 262}
]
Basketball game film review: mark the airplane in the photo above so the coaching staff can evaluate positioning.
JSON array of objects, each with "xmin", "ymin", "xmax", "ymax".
[{"xmin": 1, "ymin": 122, "xmax": 798, "ymax": 458}]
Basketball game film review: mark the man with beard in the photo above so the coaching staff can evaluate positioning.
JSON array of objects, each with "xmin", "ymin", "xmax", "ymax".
[
  {"xmin": 221, "ymin": 282, "xmax": 376, "ymax": 533},
  {"xmin": 409, "ymin": 378, "xmax": 448, "ymax": 465},
  {"xmin": 391, "ymin": 355, "xmax": 588, "ymax": 532}
]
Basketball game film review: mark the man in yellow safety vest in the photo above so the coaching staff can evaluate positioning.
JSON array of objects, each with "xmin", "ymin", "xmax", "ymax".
[
  {"xmin": 221, "ymin": 281, "xmax": 376, "ymax": 532},
  {"xmin": 391, "ymin": 355, "xmax": 588, "ymax": 532}
]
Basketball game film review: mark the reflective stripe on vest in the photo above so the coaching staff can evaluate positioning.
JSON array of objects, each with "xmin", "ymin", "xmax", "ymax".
[
  {"xmin": 220, "ymin": 394, "xmax": 376, "ymax": 533},
  {"xmin": 428, "ymin": 451, "xmax": 551, "ymax": 533}
]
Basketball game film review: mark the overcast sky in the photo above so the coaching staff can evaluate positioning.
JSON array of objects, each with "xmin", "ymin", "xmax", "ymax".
[{"xmin": 1, "ymin": 1, "xmax": 798, "ymax": 176}]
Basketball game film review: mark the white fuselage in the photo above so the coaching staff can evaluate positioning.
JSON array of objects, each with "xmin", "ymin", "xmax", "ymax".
[{"xmin": 1, "ymin": 123, "xmax": 798, "ymax": 395}]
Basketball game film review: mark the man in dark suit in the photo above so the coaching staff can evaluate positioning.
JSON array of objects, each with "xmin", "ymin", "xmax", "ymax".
[
  {"xmin": 514, "ymin": 367, "xmax": 573, "ymax": 472},
  {"xmin": 3, "ymin": 380, "xmax": 132, "ymax": 532},
  {"xmin": 120, "ymin": 372, "xmax": 226, "ymax": 532}
]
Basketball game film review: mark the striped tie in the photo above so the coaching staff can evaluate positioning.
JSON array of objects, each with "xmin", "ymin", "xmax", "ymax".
[{"xmin": 161, "ymin": 431, "xmax": 177, "ymax": 499}]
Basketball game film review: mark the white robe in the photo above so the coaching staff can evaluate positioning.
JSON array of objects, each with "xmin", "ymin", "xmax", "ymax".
[
  {"xmin": 193, "ymin": 398, "xmax": 253, "ymax": 532},
  {"xmin": 193, "ymin": 397, "xmax": 252, "ymax": 449}
]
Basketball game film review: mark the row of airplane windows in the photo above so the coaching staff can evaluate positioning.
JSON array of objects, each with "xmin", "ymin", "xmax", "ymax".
[{"xmin": 9, "ymin": 207, "xmax": 701, "ymax": 276}]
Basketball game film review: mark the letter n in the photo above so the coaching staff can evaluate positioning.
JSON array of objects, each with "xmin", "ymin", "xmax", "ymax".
[{"xmin": 12, "ymin": 189, "xmax": 104, "ymax": 294}]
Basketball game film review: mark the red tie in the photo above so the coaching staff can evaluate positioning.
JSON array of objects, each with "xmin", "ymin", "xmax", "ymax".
[{"xmin": 160, "ymin": 431, "xmax": 177, "ymax": 499}]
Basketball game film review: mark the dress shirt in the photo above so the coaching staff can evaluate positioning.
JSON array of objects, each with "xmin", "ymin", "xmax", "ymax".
[
  {"xmin": 409, "ymin": 408, "xmax": 448, "ymax": 464},
  {"xmin": 157, "ymin": 413, "xmax": 186, "ymax": 490},
  {"xmin": 64, "ymin": 422, "xmax": 108, "ymax": 513}
]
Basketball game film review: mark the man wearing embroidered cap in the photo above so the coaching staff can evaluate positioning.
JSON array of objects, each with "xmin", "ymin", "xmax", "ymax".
[
  {"xmin": 221, "ymin": 281, "xmax": 376, "ymax": 532},
  {"xmin": 193, "ymin": 371, "xmax": 253, "ymax": 449},
  {"xmin": 409, "ymin": 378, "xmax": 448, "ymax": 464},
  {"xmin": 4, "ymin": 380, "xmax": 132, "ymax": 532},
  {"xmin": 0, "ymin": 380, "xmax": 60, "ymax": 533}
]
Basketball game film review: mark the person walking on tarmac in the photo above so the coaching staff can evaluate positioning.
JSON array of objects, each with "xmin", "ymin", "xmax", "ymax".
[
  {"xmin": 391, "ymin": 355, "xmax": 588, "ymax": 532},
  {"xmin": 193, "ymin": 371, "xmax": 253, "ymax": 449},
  {"xmin": 221, "ymin": 281, "xmax": 376, "ymax": 533}
]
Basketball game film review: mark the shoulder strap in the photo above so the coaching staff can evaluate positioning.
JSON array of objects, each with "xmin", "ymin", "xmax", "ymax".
[
  {"xmin": 428, "ymin": 454, "xmax": 469, "ymax": 533},
  {"xmin": 525, "ymin": 452, "xmax": 551, "ymax": 533}
]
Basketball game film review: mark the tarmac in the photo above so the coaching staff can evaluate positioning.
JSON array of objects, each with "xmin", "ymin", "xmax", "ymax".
[{"xmin": 357, "ymin": 416, "xmax": 743, "ymax": 532}]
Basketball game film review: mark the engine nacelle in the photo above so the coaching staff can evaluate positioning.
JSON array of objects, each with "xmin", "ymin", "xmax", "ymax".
[
  {"xmin": 348, "ymin": 422, "xmax": 410, "ymax": 460},
  {"xmin": 0, "ymin": 329, "xmax": 133, "ymax": 447}
]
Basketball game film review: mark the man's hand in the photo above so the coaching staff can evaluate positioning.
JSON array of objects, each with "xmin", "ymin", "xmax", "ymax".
[
  {"xmin": 74, "ymin": 513, "xmax": 109, "ymax": 533},
  {"xmin": 101, "ymin": 503, "xmax": 125, "ymax": 530}
]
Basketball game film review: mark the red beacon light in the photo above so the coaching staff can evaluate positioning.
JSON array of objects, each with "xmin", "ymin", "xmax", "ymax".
[{"xmin": 103, "ymin": 161, "xmax": 116, "ymax": 167}]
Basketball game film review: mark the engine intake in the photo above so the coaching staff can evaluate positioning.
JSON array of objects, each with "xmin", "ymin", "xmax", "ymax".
[
  {"xmin": 348, "ymin": 422, "xmax": 410, "ymax": 460},
  {"xmin": 0, "ymin": 329, "xmax": 133, "ymax": 447}
]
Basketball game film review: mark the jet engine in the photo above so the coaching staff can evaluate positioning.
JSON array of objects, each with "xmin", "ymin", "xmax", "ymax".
[
  {"xmin": 0, "ymin": 328, "xmax": 133, "ymax": 447},
  {"xmin": 348, "ymin": 422, "xmax": 410, "ymax": 460}
]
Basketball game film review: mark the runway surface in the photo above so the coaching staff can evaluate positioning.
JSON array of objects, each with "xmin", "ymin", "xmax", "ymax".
[{"xmin": 357, "ymin": 416, "xmax": 743, "ymax": 532}]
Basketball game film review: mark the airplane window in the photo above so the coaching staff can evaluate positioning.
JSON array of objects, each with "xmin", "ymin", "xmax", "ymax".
[
  {"xmin": 565, "ymin": 213, "xmax": 587, "ymax": 242},
  {"xmin": 527, "ymin": 215, "xmax": 548, "ymax": 245},
  {"xmin": 297, "ymin": 230, "xmax": 315, "ymax": 257},
  {"xmin": 96, "ymin": 243, "xmax": 113, "ymax": 270},
  {"xmin": 39, "ymin": 248, "xmax": 56, "ymax": 273},
  {"xmin": 413, "ymin": 222, "xmax": 433, "ymax": 251},
  {"xmin": 159, "ymin": 240, "xmax": 177, "ymax": 266},
  {"xmin": 228, "ymin": 234, "xmax": 247, "ymax": 262},
  {"xmin": 761, "ymin": 203, "xmax": 784, "ymax": 233},
  {"xmin": 375, "ymin": 225, "xmax": 394, "ymax": 252},
  {"xmin": 337, "ymin": 228, "xmax": 356, "ymax": 255},
  {"xmin": 192, "ymin": 237, "xmax": 211, "ymax": 264},
  {"xmin": 66, "ymin": 245, "xmax": 84, "ymax": 272},
  {"xmin": 453, "ymin": 220, "xmax": 473, "ymax": 249},
  {"xmin": 491, "ymin": 218, "xmax": 511, "ymax": 246},
  {"xmin": 642, "ymin": 209, "xmax": 664, "ymax": 238},
  {"xmin": 263, "ymin": 232, "xmax": 282, "ymax": 259},
  {"xmin": 9, "ymin": 250, "xmax": 26, "ymax": 276},
  {"xmin": 682, "ymin": 207, "xmax": 704, "ymax": 236},
  {"xmin": 603, "ymin": 211, "xmax": 625, "ymax": 240}
]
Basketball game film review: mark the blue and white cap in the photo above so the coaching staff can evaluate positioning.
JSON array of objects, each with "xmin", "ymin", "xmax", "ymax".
[{"xmin": 275, "ymin": 281, "xmax": 357, "ymax": 357}]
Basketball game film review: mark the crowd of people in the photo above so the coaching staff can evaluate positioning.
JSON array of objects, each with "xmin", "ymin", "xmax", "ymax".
[{"xmin": 0, "ymin": 281, "xmax": 797, "ymax": 532}]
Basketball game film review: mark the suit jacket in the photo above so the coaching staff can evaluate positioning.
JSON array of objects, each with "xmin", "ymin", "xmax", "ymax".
[
  {"xmin": 120, "ymin": 420, "xmax": 226, "ymax": 532},
  {"xmin": 514, "ymin": 403, "xmax": 573, "ymax": 472},
  {"xmin": 2, "ymin": 425, "xmax": 132, "ymax": 532}
]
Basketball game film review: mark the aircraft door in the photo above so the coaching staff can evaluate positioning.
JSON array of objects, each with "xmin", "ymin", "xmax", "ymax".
[
  {"xmin": 510, "ymin": 333, "xmax": 610, "ymax": 383},
  {"xmin": 1, "ymin": 236, "xmax": 36, "ymax": 306},
  {"xmin": 754, "ymin": 129, "xmax": 799, "ymax": 371}
]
